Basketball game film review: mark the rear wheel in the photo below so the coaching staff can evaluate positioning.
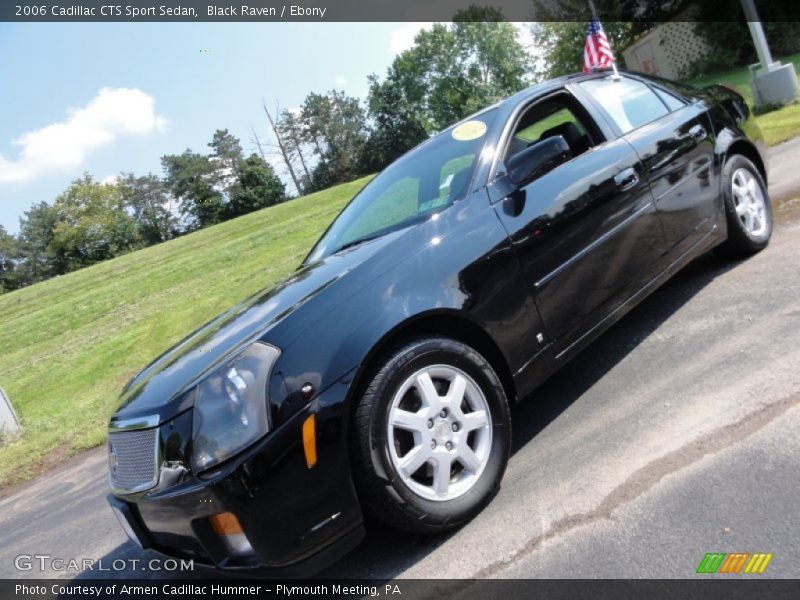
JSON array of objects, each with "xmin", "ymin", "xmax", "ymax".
[
  {"xmin": 351, "ymin": 337, "xmax": 511, "ymax": 533},
  {"xmin": 716, "ymin": 154, "xmax": 772, "ymax": 257}
]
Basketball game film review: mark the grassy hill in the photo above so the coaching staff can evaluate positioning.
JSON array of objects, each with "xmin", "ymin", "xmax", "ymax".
[{"xmin": 0, "ymin": 176, "xmax": 369, "ymax": 489}]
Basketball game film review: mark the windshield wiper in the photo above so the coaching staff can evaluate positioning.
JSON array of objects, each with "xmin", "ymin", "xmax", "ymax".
[{"xmin": 334, "ymin": 233, "xmax": 384, "ymax": 254}]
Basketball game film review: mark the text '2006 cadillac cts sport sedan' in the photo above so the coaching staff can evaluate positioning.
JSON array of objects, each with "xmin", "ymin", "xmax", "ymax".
[{"xmin": 107, "ymin": 71, "xmax": 771, "ymax": 574}]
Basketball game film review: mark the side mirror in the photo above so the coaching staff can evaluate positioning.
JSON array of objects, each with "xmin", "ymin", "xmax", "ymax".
[{"xmin": 506, "ymin": 135, "xmax": 572, "ymax": 186}]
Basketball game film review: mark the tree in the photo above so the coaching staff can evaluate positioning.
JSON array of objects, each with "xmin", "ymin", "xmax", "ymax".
[
  {"xmin": 277, "ymin": 108, "xmax": 312, "ymax": 187},
  {"xmin": 362, "ymin": 73, "xmax": 429, "ymax": 171},
  {"xmin": 161, "ymin": 149, "xmax": 224, "ymax": 229},
  {"xmin": 392, "ymin": 23, "xmax": 466, "ymax": 130},
  {"xmin": 209, "ymin": 129, "xmax": 241, "ymax": 166},
  {"xmin": 227, "ymin": 154, "xmax": 286, "ymax": 217},
  {"xmin": 298, "ymin": 90, "xmax": 370, "ymax": 192},
  {"xmin": 452, "ymin": 7, "xmax": 532, "ymax": 112},
  {"xmin": 117, "ymin": 173, "xmax": 178, "ymax": 244},
  {"xmin": 691, "ymin": 4, "xmax": 800, "ymax": 75},
  {"xmin": 258, "ymin": 102, "xmax": 306, "ymax": 196},
  {"xmin": 371, "ymin": 10, "xmax": 532, "ymax": 134},
  {"xmin": 208, "ymin": 129, "xmax": 243, "ymax": 189},
  {"xmin": 48, "ymin": 174, "xmax": 141, "ymax": 272},
  {"xmin": 0, "ymin": 225, "xmax": 19, "ymax": 292},
  {"xmin": 163, "ymin": 130, "xmax": 285, "ymax": 226},
  {"xmin": 15, "ymin": 201, "xmax": 60, "ymax": 284},
  {"xmin": 299, "ymin": 92, "xmax": 331, "ymax": 158}
]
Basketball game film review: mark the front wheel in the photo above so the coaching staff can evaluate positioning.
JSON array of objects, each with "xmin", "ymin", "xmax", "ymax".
[
  {"xmin": 716, "ymin": 154, "xmax": 772, "ymax": 257},
  {"xmin": 351, "ymin": 337, "xmax": 511, "ymax": 533}
]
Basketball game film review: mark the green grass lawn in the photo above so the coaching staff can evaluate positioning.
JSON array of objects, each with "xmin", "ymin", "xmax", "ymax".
[
  {"xmin": 686, "ymin": 53, "xmax": 800, "ymax": 146},
  {"xmin": 0, "ymin": 177, "xmax": 369, "ymax": 489}
]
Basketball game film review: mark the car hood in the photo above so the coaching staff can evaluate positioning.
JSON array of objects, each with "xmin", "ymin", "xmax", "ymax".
[{"xmin": 111, "ymin": 233, "xmax": 401, "ymax": 423}]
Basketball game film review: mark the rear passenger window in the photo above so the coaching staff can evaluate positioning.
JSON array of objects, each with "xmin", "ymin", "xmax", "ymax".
[{"xmin": 578, "ymin": 77, "xmax": 669, "ymax": 133}]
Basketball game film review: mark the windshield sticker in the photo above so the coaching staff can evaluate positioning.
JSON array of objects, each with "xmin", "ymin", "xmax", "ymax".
[
  {"xmin": 419, "ymin": 197, "xmax": 449, "ymax": 212},
  {"xmin": 439, "ymin": 173, "xmax": 454, "ymax": 191},
  {"xmin": 452, "ymin": 120, "xmax": 487, "ymax": 141}
]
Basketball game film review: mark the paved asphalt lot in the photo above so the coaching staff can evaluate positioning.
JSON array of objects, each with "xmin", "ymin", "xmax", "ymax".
[{"xmin": 1, "ymin": 139, "xmax": 799, "ymax": 580}]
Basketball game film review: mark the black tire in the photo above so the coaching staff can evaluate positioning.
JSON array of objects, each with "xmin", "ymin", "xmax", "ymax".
[
  {"xmin": 351, "ymin": 337, "xmax": 511, "ymax": 534},
  {"xmin": 715, "ymin": 154, "xmax": 772, "ymax": 258}
]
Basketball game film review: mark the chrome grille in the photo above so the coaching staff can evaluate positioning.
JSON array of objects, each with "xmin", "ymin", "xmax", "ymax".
[{"xmin": 108, "ymin": 427, "xmax": 158, "ymax": 493}]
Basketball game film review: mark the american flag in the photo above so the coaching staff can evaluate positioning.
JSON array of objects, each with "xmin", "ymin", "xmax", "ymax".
[{"xmin": 583, "ymin": 19, "xmax": 615, "ymax": 73}]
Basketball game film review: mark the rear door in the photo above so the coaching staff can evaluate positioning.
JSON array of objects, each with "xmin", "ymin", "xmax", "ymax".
[
  {"xmin": 489, "ymin": 90, "xmax": 666, "ymax": 356},
  {"xmin": 576, "ymin": 75, "xmax": 718, "ymax": 258}
]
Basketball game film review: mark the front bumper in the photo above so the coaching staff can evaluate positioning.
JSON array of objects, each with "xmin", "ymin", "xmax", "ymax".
[{"xmin": 107, "ymin": 378, "xmax": 365, "ymax": 574}]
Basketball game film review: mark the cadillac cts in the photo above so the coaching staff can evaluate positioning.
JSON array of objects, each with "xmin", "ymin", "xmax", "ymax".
[{"xmin": 107, "ymin": 71, "xmax": 771, "ymax": 573}]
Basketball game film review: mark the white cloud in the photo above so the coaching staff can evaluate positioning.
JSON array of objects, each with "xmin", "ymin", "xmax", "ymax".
[
  {"xmin": 101, "ymin": 174, "xmax": 119, "ymax": 185},
  {"xmin": 0, "ymin": 87, "xmax": 167, "ymax": 184},
  {"xmin": 389, "ymin": 22, "xmax": 433, "ymax": 55},
  {"xmin": 334, "ymin": 75, "xmax": 347, "ymax": 87}
]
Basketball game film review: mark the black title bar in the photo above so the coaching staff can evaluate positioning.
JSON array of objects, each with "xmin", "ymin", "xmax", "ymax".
[
  {"xmin": 3, "ymin": 0, "xmax": 800, "ymax": 22},
  {"xmin": 4, "ymin": 579, "xmax": 800, "ymax": 600}
]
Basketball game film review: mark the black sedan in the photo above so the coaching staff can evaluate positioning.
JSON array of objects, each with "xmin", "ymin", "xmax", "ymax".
[{"xmin": 107, "ymin": 71, "xmax": 771, "ymax": 574}]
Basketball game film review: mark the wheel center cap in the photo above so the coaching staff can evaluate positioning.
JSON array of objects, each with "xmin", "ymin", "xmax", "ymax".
[{"xmin": 434, "ymin": 421, "xmax": 451, "ymax": 441}]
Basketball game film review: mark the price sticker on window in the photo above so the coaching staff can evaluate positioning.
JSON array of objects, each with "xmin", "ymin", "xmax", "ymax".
[{"xmin": 452, "ymin": 120, "xmax": 487, "ymax": 141}]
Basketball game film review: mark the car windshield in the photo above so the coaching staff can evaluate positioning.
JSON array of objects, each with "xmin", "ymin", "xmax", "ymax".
[{"xmin": 306, "ymin": 108, "xmax": 498, "ymax": 263}]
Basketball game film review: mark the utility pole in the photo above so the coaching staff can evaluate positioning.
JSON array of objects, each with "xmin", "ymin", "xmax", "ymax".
[
  {"xmin": 738, "ymin": 0, "xmax": 798, "ymax": 107},
  {"xmin": 740, "ymin": 0, "xmax": 774, "ymax": 73}
]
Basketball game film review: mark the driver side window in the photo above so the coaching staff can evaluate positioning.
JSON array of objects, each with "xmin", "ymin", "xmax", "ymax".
[{"xmin": 502, "ymin": 94, "xmax": 600, "ymax": 169}]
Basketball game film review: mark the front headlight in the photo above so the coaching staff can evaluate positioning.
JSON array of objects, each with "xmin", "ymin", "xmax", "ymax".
[{"xmin": 192, "ymin": 342, "xmax": 280, "ymax": 471}]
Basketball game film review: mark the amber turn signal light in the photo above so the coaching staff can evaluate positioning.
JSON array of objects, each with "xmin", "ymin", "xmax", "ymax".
[
  {"xmin": 209, "ymin": 512, "xmax": 243, "ymax": 536},
  {"xmin": 302, "ymin": 414, "xmax": 317, "ymax": 468}
]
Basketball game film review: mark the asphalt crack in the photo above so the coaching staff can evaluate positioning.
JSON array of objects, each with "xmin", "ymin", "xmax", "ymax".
[{"xmin": 475, "ymin": 390, "xmax": 800, "ymax": 578}]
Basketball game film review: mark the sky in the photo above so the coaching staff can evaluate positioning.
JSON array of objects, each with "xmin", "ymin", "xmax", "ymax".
[{"xmin": 0, "ymin": 21, "xmax": 442, "ymax": 233}]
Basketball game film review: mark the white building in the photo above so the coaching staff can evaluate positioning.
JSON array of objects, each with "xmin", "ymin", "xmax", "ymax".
[{"xmin": 622, "ymin": 21, "xmax": 709, "ymax": 80}]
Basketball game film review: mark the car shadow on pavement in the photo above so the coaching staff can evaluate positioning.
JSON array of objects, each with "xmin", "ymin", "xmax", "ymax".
[{"xmin": 77, "ymin": 253, "xmax": 742, "ymax": 582}]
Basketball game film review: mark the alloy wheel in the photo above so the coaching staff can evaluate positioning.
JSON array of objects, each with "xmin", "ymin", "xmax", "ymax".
[
  {"xmin": 731, "ymin": 167, "xmax": 767, "ymax": 238},
  {"xmin": 387, "ymin": 364, "xmax": 493, "ymax": 502}
]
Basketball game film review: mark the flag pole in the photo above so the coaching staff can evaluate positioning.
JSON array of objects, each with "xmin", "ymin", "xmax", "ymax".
[{"xmin": 588, "ymin": 0, "xmax": 620, "ymax": 79}]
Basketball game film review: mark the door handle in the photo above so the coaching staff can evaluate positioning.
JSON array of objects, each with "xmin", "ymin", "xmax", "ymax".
[
  {"xmin": 614, "ymin": 167, "xmax": 639, "ymax": 191},
  {"xmin": 689, "ymin": 124, "xmax": 706, "ymax": 141}
]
